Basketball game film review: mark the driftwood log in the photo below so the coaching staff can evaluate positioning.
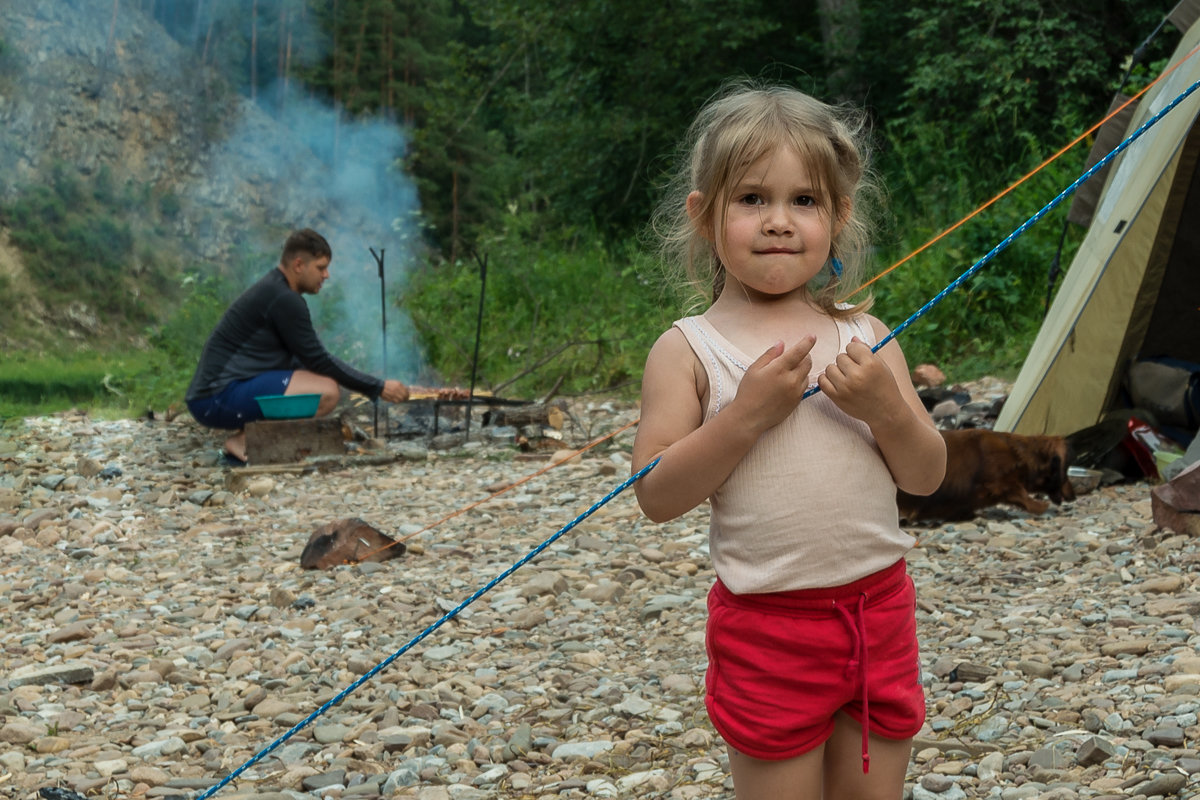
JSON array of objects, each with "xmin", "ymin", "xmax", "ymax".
[
  {"xmin": 483, "ymin": 401, "xmax": 566, "ymax": 429},
  {"xmin": 244, "ymin": 417, "xmax": 344, "ymax": 464}
]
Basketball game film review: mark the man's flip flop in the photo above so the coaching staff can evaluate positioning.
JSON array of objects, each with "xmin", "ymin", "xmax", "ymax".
[{"xmin": 220, "ymin": 451, "xmax": 247, "ymax": 467}]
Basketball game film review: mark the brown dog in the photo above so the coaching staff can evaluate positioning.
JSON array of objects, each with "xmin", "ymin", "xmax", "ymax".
[{"xmin": 897, "ymin": 429, "xmax": 1075, "ymax": 522}]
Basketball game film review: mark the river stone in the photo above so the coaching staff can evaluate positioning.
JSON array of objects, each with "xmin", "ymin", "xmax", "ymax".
[
  {"xmin": 552, "ymin": 741, "xmax": 615, "ymax": 760},
  {"xmin": 1132, "ymin": 772, "xmax": 1188, "ymax": 795},
  {"xmin": 974, "ymin": 715, "xmax": 1011, "ymax": 742},
  {"xmin": 0, "ymin": 386, "xmax": 1194, "ymax": 800},
  {"xmin": 8, "ymin": 662, "xmax": 95, "ymax": 687},
  {"xmin": 1076, "ymin": 736, "xmax": 1117, "ymax": 767}
]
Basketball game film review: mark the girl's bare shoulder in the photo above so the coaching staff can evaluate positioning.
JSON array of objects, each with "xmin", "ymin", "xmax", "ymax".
[
  {"xmin": 646, "ymin": 325, "xmax": 700, "ymax": 376},
  {"xmin": 647, "ymin": 324, "xmax": 689, "ymax": 358},
  {"xmin": 644, "ymin": 324, "xmax": 708, "ymax": 398}
]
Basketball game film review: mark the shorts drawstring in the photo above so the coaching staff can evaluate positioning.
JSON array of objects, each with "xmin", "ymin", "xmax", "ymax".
[{"xmin": 835, "ymin": 592, "xmax": 871, "ymax": 773}]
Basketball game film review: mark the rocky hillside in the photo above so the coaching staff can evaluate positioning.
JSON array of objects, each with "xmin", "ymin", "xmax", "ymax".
[{"xmin": 0, "ymin": 0, "xmax": 415, "ymax": 350}]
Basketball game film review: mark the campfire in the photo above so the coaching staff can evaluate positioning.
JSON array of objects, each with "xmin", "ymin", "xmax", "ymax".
[
  {"xmin": 405, "ymin": 385, "xmax": 476, "ymax": 402},
  {"xmin": 356, "ymin": 386, "xmax": 563, "ymax": 443}
]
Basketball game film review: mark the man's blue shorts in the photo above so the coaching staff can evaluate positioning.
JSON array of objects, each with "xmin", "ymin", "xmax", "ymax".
[{"xmin": 187, "ymin": 371, "xmax": 293, "ymax": 430}]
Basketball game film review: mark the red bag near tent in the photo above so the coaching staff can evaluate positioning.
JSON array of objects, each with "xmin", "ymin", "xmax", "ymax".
[{"xmin": 1123, "ymin": 417, "xmax": 1186, "ymax": 480}]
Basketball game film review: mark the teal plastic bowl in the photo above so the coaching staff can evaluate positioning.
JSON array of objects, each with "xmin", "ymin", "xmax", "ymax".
[{"xmin": 255, "ymin": 393, "xmax": 321, "ymax": 420}]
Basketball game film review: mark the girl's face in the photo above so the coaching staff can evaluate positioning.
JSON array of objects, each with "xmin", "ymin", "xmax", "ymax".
[{"xmin": 703, "ymin": 146, "xmax": 838, "ymax": 301}]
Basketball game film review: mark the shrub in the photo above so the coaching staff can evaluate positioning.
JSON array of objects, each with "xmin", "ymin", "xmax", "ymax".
[
  {"xmin": 402, "ymin": 217, "xmax": 676, "ymax": 398},
  {"xmin": 866, "ymin": 117, "xmax": 1090, "ymax": 380},
  {"xmin": 159, "ymin": 190, "xmax": 182, "ymax": 220},
  {"xmin": 129, "ymin": 271, "xmax": 237, "ymax": 410},
  {"xmin": 1, "ymin": 166, "xmax": 174, "ymax": 323}
]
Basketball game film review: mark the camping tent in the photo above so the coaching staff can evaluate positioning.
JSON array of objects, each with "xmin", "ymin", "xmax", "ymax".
[{"xmin": 995, "ymin": 6, "xmax": 1200, "ymax": 439}]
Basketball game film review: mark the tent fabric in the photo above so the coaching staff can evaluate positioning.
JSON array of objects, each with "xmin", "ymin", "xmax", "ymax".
[
  {"xmin": 995, "ymin": 21, "xmax": 1200, "ymax": 438},
  {"xmin": 1066, "ymin": 94, "xmax": 1136, "ymax": 227},
  {"xmin": 1170, "ymin": 0, "xmax": 1200, "ymax": 32},
  {"xmin": 1140, "ymin": 155, "xmax": 1200, "ymax": 364}
]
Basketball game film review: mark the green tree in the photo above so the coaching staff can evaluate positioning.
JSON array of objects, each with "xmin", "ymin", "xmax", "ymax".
[
  {"xmin": 889, "ymin": 0, "xmax": 1168, "ymax": 183},
  {"xmin": 300, "ymin": 0, "xmax": 479, "ymax": 255},
  {"xmin": 863, "ymin": 0, "xmax": 1173, "ymax": 371},
  {"xmin": 109, "ymin": 0, "xmax": 1186, "ymax": 386},
  {"xmin": 465, "ymin": 0, "xmax": 818, "ymax": 236}
]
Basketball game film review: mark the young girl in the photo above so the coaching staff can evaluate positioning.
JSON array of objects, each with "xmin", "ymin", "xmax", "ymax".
[{"xmin": 632, "ymin": 82, "xmax": 947, "ymax": 800}]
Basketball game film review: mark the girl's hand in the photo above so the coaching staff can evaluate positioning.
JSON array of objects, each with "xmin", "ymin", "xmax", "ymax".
[
  {"xmin": 632, "ymin": 332, "xmax": 818, "ymax": 523},
  {"xmin": 817, "ymin": 337, "xmax": 904, "ymax": 426},
  {"xmin": 733, "ymin": 337, "xmax": 817, "ymax": 434},
  {"xmin": 821, "ymin": 332, "xmax": 947, "ymax": 496}
]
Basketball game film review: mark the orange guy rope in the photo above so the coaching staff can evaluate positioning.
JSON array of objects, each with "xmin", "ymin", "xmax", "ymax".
[{"xmin": 842, "ymin": 38, "xmax": 1200, "ymax": 301}]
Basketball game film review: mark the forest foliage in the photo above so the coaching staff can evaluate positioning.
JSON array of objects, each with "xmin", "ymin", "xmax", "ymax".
[{"xmin": 1, "ymin": 0, "xmax": 1183, "ymax": 411}]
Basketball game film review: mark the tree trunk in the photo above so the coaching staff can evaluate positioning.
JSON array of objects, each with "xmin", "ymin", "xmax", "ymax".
[
  {"xmin": 383, "ymin": 9, "xmax": 394, "ymax": 114},
  {"xmin": 816, "ymin": 0, "xmax": 863, "ymax": 102},
  {"xmin": 278, "ymin": 4, "xmax": 291, "ymax": 110},
  {"xmin": 201, "ymin": 3, "xmax": 215, "ymax": 66},
  {"xmin": 190, "ymin": 0, "xmax": 202, "ymax": 45},
  {"xmin": 450, "ymin": 161, "xmax": 460, "ymax": 266},
  {"xmin": 278, "ymin": 4, "xmax": 286, "ymax": 85},
  {"xmin": 94, "ymin": 0, "xmax": 119, "ymax": 98},
  {"xmin": 348, "ymin": 3, "xmax": 369, "ymax": 110},
  {"xmin": 331, "ymin": 0, "xmax": 341, "ymax": 103},
  {"xmin": 331, "ymin": 0, "xmax": 341, "ymax": 170},
  {"xmin": 250, "ymin": 0, "xmax": 258, "ymax": 101},
  {"xmin": 403, "ymin": 13, "xmax": 412, "ymax": 126},
  {"xmin": 284, "ymin": 24, "xmax": 293, "ymax": 110},
  {"xmin": 107, "ymin": 0, "xmax": 119, "ymax": 54}
]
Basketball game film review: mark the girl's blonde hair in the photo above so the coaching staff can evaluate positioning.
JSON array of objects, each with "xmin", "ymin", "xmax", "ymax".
[{"xmin": 653, "ymin": 79, "xmax": 879, "ymax": 316}]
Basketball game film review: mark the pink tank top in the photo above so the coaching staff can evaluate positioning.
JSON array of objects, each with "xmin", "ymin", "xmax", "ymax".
[{"xmin": 674, "ymin": 313, "xmax": 913, "ymax": 593}]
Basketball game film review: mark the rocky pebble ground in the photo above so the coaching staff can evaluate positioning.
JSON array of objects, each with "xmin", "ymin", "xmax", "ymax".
[{"xmin": 0, "ymin": 387, "xmax": 1198, "ymax": 800}]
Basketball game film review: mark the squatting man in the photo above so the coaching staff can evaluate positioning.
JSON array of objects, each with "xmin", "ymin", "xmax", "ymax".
[{"xmin": 185, "ymin": 228, "xmax": 409, "ymax": 464}]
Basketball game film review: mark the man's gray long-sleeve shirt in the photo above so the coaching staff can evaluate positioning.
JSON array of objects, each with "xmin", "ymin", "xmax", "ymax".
[{"xmin": 186, "ymin": 268, "xmax": 383, "ymax": 402}]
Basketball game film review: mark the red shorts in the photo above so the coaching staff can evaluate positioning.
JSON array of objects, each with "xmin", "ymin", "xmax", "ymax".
[{"xmin": 705, "ymin": 560, "xmax": 924, "ymax": 769}]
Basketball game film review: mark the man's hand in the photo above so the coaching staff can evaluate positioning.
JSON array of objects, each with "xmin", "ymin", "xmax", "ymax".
[{"xmin": 379, "ymin": 380, "xmax": 410, "ymax": 403}]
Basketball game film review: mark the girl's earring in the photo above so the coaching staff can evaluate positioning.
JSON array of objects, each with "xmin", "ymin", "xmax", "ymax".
[{"xmin": 830, "ymin": 257, "xmax": 844, "ymax": 279}]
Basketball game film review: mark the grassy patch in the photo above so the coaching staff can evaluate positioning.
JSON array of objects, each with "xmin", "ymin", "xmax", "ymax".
[
  {"xmin": 402, "ymin": 220, "xmax": 678, "ymax": 398},
  {"xmin": 0, "ymin": 351, "xmax": 144, "ymax": 419},
  {"xmin": 867, "ymin": 122, "xmax": 1088, "ymax": 382},
  {"xmin": 0, "ymin": 271, "xmax": 235, "ymax": 419}
]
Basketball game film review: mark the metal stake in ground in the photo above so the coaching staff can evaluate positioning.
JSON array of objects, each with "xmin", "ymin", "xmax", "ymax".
[
  {"xmin": 466, "ymin": 251, "xmax": 488, "ymax": 440},
  {"xmin": 370, "ymin": 246, "xmax": 388, "ymax": 439}
]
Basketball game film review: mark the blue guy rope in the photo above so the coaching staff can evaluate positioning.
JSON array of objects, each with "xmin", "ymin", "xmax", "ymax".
[
  {"xmin": 195, "ymin": 71, "xmax": 1200, "ymax": 800},
  {"xmin": 193, "ymin": 457, "xmax": 660, "ymax": 800},
  {"xmin": 803, "ymin": 73, "xmax": 1200, "ymax": 400}
]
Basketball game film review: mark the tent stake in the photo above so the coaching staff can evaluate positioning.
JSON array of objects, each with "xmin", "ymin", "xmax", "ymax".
[
  {"xmin": 466, "ymin": 252, "xmax": 488, "ymax": 441},
  {"xmin": 370, "ymin": 247, "xmax": 387, "ymax": 439}
]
